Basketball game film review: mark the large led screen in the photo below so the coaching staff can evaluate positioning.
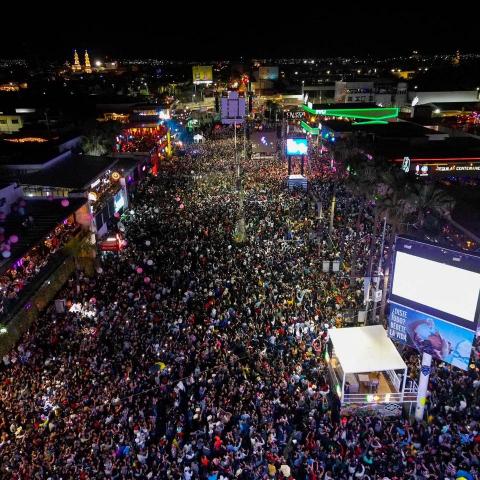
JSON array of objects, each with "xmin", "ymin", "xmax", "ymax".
[
  {"xmin": 388, "ymin": 236, "xmax": 480, "ymax": 370},
  {"xmin": 286, "ymin": 138, "xmax": 308, "ymax": 156}
]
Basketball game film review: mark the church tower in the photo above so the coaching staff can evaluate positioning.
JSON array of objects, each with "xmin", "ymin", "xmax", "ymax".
[
  {"xmin": 72, "ymin": 50, "xmax": 81, "ymax": 72},
  {"xmin": 84, "ymin": 50, "xmax": 92, "ymax": 73}
]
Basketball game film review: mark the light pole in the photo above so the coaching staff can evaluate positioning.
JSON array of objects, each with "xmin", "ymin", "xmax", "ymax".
[
  {"xmin": 369, "ymin": 216, "xmax": 387, "ymax": 324},
  {"xmin": 234, "ymin": 120, "xmax": 246, "ymax": 243}
]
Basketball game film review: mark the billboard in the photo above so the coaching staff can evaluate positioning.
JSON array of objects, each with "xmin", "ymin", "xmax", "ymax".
[
  {"xmin": 286, "ymin": 138, "xmax": 308, "ymax": 155},
  {"xmin": 389, "ymin": 302, "xmax": 475, "ymax": 370},
  {"xmin": 388, "ymin": 236, "xmax": 480, "ymax": 370},
  {"xmin": 259, "ymin": 66, "xmax": 279, "ymax": 80},
  {"xmin": 192, "ymin": 65, "xmax": 213, "ymax": 84}
]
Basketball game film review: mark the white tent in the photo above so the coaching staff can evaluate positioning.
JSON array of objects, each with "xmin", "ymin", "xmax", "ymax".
[
  {"xmin": 328, "ymin": 325, "xmax": 407, "ymax": 374},
  {"xmin": 327, "ymin": 325, "xmax": 408, "ymax": 404}
]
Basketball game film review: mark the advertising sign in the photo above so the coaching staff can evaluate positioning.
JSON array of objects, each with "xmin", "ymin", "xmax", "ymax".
[
  {"xmin": 192, "ymin": 65, "xmax": 213, "ymax": 84},
  {"xmin": 259, "ymin": 66, "xmax": 279, "ymax": 80},
  {"xmin": 114, "ymin": 191, "xmax": 125, "ymax": 212},
  {"xmin": 389, "ymin": 301, "xmax": 475, "ymax": 371}
]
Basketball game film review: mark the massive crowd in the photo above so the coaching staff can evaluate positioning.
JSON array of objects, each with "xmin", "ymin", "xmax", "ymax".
[
  {"xmin": 0, "ymin": 219, "xmax": 81, "ymax": 318},
  {"xmin": 0, "ymin": 135, "xmax": 479, "ymax": 480}
]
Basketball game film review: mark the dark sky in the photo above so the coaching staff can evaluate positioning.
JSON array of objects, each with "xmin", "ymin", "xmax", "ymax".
[{"xmin": 2, "ymin": 3, "xmax": 480, "ymax": 60}]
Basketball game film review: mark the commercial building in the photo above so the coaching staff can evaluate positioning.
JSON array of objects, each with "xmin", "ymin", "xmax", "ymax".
[
  {"xmin": 300, "ymin": 102, "xmax": 400, "ymax": 136},
  {"xmin": 302, "ymin": 80, "xmax": 407, "ymax": 107},
  {"xmin": 19, "ymin": 154, "xmax": 132, "ymax": 238},
  {"xmin": 0, "ymin": 115, "xmax": 23, "ymax": 134}
]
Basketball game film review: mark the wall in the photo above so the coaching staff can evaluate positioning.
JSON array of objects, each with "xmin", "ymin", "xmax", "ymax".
[
  {"xmin": 409, "ymin": 91, "xmax": 479, "ymax": 105},
  {"xmin": 0, "ymin": 183, "xmax": 23, "ymax": 216},
  {"xmin": 58, "ymin": 136, "xmax": 82, "ymax": 153}
]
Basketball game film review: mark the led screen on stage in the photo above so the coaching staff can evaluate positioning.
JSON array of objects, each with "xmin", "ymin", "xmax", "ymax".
[
  {"xmin": 286, "ymin": 138, "xmax": 308, "ymax": 156},
  {"xmin": 388, "ymin": 236, "xmax": 480, "ymax": 370}
]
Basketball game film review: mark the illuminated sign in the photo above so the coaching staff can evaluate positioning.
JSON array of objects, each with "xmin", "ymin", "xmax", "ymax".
[
  {"xmin": 114, "ymin": 192, "xmax": 125, "ymax": 212},
  {"xmin": 401, "ymin": 157, "xmax": 411, "ymax": 173},
  {"xmin": 285, "ymin": 111, "xmax": 305, "ymax": 119},
  {"xmin": 410, "ymin": 162, "xmax": 480, "ymax": 176},
  {"xmin": 192, "ymin": 65, "xmax": 213, "ymax": 84},
  {"xmin": 302, "ymin": 104, "xmax": 399, "ymax": 125}
]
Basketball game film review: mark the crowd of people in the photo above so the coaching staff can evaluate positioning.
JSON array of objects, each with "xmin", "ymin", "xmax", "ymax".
[
  {"xmin": 0, "ymin": 216, "xmax": 81, "ymax": 318},
  {"xmin": 0, "ymin": 134, "xmax": 479, "ymax": 479}
]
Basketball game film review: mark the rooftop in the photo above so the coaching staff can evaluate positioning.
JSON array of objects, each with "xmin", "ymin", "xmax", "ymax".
[
  {"xmin": 308, "ymin": 102, "xmax": 379, "ymax": 110},
  {"xmin": 368, "ymin": 136, "xmax": 480, "ymax": 161},
  {"xmin": 323, "ymin": 120, "xmax": 438, "ymax": 137},
  {"xmin": 328, "ymin": 325, "xmax": 407, "ymax": 374},
  {"xmin": 20, "ymin": 155, "xmax": 118, "ymax": 190},
  {"xmin": 0, "ymin": 132, "xmax": 81, "ymax": 166}
]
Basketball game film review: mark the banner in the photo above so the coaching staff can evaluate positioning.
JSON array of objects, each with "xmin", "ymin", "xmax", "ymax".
[
  {"xmin": 388, "ymin": 301, "xmax": 475, "ymax": 371},
  {"xmin": 192, "ymin": 65, "xmax": 212, "ymax": 84}
]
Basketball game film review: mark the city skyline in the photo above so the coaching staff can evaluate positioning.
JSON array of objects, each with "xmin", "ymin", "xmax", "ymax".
[{"xmin": 2, "ymin": 4, "xmax": 480, "ymax": 60}]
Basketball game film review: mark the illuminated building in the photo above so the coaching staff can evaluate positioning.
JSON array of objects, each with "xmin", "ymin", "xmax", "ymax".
[
  {"xmin": 302, "ymin": 80, "xmax": 407, "ymax": 107},
  {"xmin": 72, "ymin": 49, "xmax": 82, "ymax": 72},
  {"xmin": 300, "ymin": 103, "xmax": 399, "ymax": 136},
  {"xmin": 84, "ymin": 50, "xmax": 92, "ymax": 74},
  {"xmin": 0, "ymin": 115, "xmax": 23, "ymax": 133}
]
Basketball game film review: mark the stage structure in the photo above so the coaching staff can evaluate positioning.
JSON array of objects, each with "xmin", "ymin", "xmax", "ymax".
[{"xmin": 327, "ymin": 325, "xmax": 418, "ymax": 417}]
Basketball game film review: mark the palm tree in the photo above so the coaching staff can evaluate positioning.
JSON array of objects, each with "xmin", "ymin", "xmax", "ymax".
[
  {"xmin": 409, "ymin": 182, "xmax": 455, "ymax": 227},
  {"xmin": 81, "ymin": 133, "xmax": 109, "ymax": 156},
  {"xmin": 373, "ymin": 169, "xmax": 417, "ymax": 322},
  {"xmin": 81, "ymin": 121, "xmax": 122, "ymax": 156}
]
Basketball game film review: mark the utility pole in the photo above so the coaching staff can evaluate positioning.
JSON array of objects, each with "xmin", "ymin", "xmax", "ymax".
[
  {"xmin": 328, "ymin": 184, "xmax": 336, "ymax": 236},
  {"xmin": 369, "ymin": 216, "xmax": 387, "ymax": 324},
  {"xmin": 234, "ymin": 120, "xmax": 246, "ymax": 243}
]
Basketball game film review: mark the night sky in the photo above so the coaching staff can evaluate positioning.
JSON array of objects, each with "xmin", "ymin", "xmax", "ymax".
[{"xmin": 2, "ymin": 3, "xmax": 480, "ymax": 60}]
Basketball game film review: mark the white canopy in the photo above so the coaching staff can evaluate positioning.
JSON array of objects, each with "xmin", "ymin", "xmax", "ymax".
[{"xmin": 328, "ymin": 325, "xmax": 407, "ymax": 374}]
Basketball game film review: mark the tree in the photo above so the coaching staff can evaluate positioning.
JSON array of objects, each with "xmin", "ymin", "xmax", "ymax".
[
  {"xmin": 81, "ymin": 133, "xmax": 109, "ymax": 156},
  {"xmin": 373, "ymin": 168, "xmax": 417, "ymax": 321},
  {"xmin": 81, "ymin": 121, "xmax": 122, "ymax": 156},
  {"xmin": 409, "ymin": 182, "xmax": 455, "ymax": 227}
]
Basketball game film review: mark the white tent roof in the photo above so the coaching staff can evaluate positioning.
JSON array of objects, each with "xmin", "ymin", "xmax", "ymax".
[{"xmin": 328, "ymin": 325, "xmax": 407, "ymax": 374}]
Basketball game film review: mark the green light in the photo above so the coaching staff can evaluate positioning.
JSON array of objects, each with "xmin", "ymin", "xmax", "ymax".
[
  {"xmin": 303, "ymin": 104, "xmax": 318, "ymax": 115},
  {"xmin": 336, "ymin": 383, "xmax": 342, "ymax": 397},
  {"xmin": 301, "ymin": 104, "xmax": 399, "ymax": 121},
  {"xmin": 300, "ymin": 120, "xmax": 319, "ymax": 134},
  {"xmin": 352, "ymin": 120, "xmax": 389, "ymax": 125}
]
